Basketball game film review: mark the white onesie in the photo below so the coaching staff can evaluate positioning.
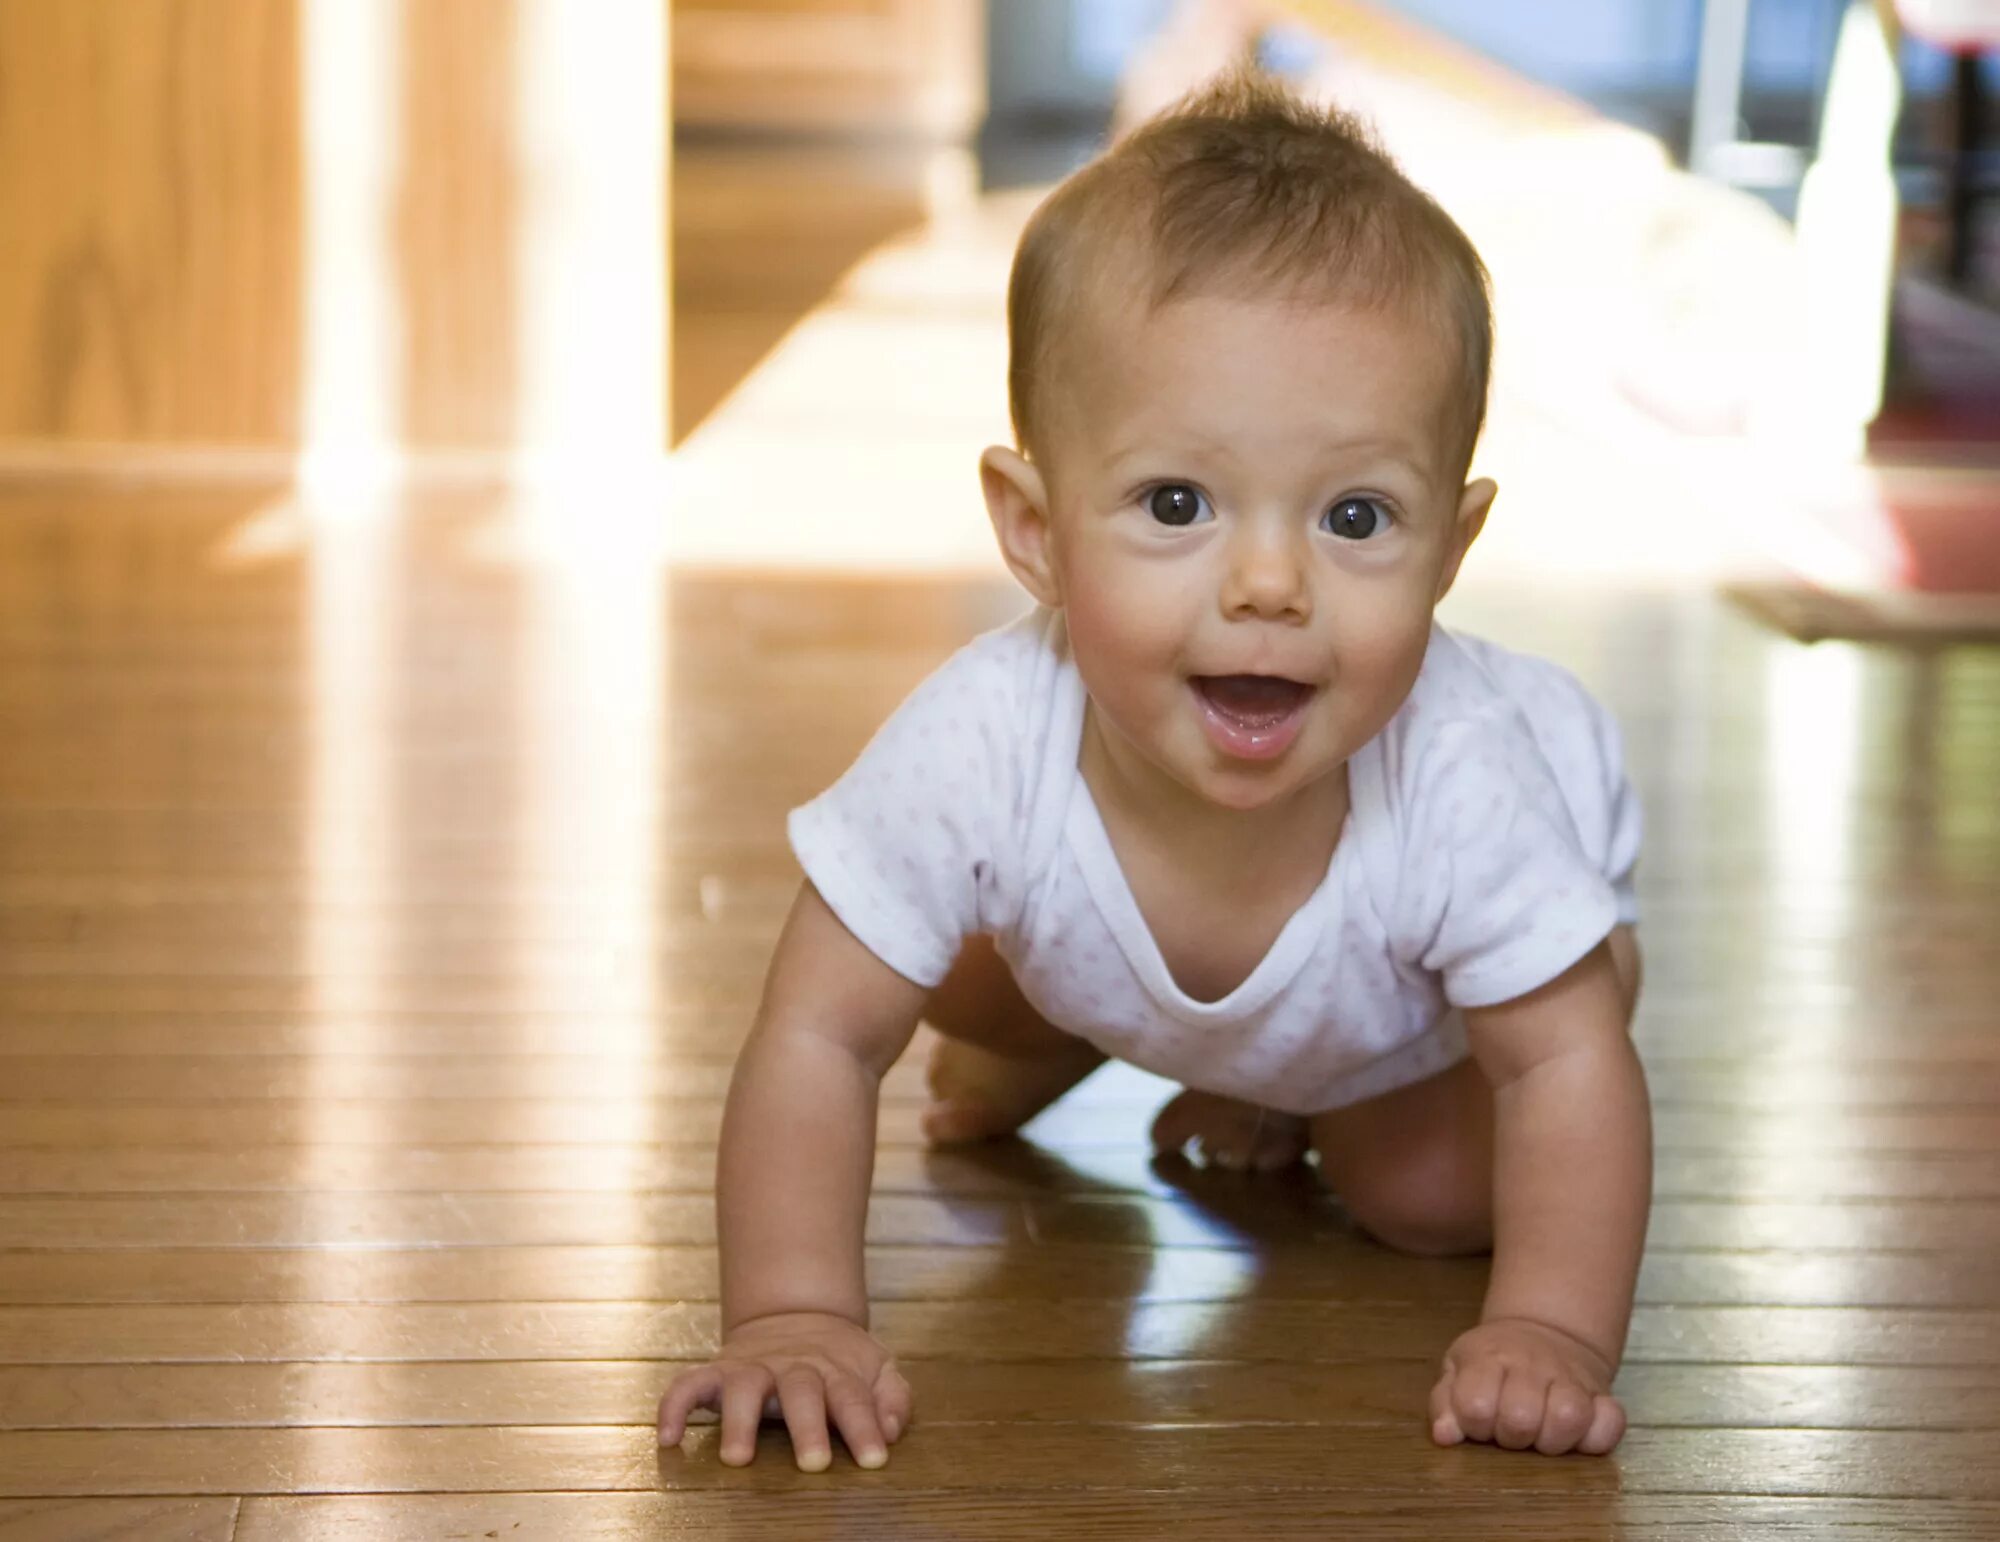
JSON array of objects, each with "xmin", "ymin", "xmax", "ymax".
[{"xmin": 789, "ymin": 607, "xmax": 1641, "ymax": 1115}]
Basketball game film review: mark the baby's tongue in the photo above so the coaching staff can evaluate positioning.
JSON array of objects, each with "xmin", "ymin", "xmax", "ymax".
[{"xmin": 1197, "ymin": 674, "xmax": 1311, "ymax": 725}]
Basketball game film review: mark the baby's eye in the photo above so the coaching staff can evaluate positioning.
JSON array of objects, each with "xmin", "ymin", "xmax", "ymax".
[
  {"xmin": 1322, "ymin": 496, "xmax": 1391, "ymax": 540},
  {"xmin": 1145, "ymin": 484, "xmax": 1211, "ymax": 527}
]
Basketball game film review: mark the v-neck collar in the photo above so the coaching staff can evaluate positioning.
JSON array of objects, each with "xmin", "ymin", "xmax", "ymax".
[{"xmin": 1062, "ymin": 742, "xmax": 1359, "ymax": 1025}]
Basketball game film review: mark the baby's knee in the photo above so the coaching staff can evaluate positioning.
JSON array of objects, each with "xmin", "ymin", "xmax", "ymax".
[
  {"xmin": 1336, "ymin": 1152, "xmax": 1492, "ymax": 1258},
  {"xmin": 925, "ymin": 935, "xmax": 1073, "ymax": 1059}
]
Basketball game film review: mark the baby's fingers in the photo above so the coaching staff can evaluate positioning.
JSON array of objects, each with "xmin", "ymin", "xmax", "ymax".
[
  {"xmin": 1445, "ymin": 1357, "xmax": 1505, "ymax": 1445},
  {"xmin": 1493, "ymin": 1370, "xmax": 1549, "ymax": 1451},
  {"xmin": 826, "ymin": 1374, "xmax": 890, "ymax": 1469},
  {"xmin": 717, "ymin": 1365, "xmax": 776, "ymax": 1466},
  {"xmin": 1579, "ymin": 1393, "xmax": 1628, "ymax": 1455},
  {"xmin": 657, "ymin": 1366, "xmax": 722, "ymax": 1446},
  {"xmin": 1535, "ymin": 1383, "xmax": 1597, "ymax": 1456},
  {"xmin": 874, "ymin": 1363, "xmax": 915, "ymax": 1443},
  {"xmin": 1428, "ymin": 1365, "xmax": 1463, "ymax": 1446},
  {"xmin": 777, "ymin": 1367, "xmax": 835, "ymax": 1473}
]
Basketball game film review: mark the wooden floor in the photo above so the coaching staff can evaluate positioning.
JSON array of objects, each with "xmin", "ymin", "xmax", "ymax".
[{"xmin": 0, "ymin": 482, "xmax": 1997, "ymax": 1538}]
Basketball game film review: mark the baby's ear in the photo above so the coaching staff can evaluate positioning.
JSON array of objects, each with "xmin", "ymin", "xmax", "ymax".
[
  {"xmin": 979, "ymin": 446, "xmax": 1062, "ymax": 607},
  {"xmin": 1435, "ymin": 477, "xmax": 1497, "ymax": 602}
]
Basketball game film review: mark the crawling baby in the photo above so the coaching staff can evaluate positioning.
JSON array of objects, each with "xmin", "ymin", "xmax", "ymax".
[{"xmin": 659, "ymin": 69, "xmax": 1650, "ymax": 1470}]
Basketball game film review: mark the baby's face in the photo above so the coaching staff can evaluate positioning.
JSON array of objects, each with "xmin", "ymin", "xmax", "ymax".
[{"xmin": 1038, "ymin": 290, "xmax": 1484, "ymax": 814}]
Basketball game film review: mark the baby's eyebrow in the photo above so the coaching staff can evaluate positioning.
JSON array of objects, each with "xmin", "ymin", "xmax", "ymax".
[
  {"xmin": 1101, "ymin": 430, "xmax": 1235, "ymax": 469},
  {"xmin": 1325, "ymin": 440, "xmax": 1437, "ymax": 494}
]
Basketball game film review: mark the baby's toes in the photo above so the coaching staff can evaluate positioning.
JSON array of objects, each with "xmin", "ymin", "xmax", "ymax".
[
  {"xmin": 1196, "ymin": 1106, "xmax": 1305, "ymax": 1171},
  {"xmin": 1153, "ymin": 1091, "xmax": 1307, "ymax": 1172},
  {"xmin": 1148, "ymin": 1089, "xmax": 1212, "ymax": 1155},
  {"xmin": 1244, "ymin": 1114, "xmax": 1308, "ymax": 1171}
]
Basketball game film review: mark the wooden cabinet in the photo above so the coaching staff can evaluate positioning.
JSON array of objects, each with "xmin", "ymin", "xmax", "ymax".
[
  {"xmin": 673, "ymin": 0, "xmax": 985, "ymax": 136},
  {"xmin": 0, "ymin": 0, "xmax": 303, "ymax": 450}
]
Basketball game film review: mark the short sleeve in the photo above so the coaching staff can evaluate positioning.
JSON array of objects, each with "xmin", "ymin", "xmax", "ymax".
[
  {"xmin": 787, "ymin": 636, "xmax": 1020, "ymax": 988},
  {"xmin": 1403, "ymin": 718, "xmax": 1621, "ymax": 1009},
  {"xmin": 1456, "ymin": 637, "xmax": 1644, "ymax": 927},
  {"xmin": 1595, "ymin": 713, "xmax": 1644, "ymax": 925}
]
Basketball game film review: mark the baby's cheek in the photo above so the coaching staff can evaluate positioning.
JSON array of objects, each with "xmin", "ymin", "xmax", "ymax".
[
  {"xmin": 1064, "ymin": 572, "xmax": 1183, "ymax": 677},
  {"xmin": 1329, "ymin": 601, "xmax": 1431, "ymax": 714}
]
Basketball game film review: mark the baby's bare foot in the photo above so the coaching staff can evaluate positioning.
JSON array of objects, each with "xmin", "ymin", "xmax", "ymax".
[
  {"xmin": 1150, "ymin": 1088, "xmax": 1309, "ymax": 1172},
  {"xmin": 921, "ymin": 1035, "xmax": 1105, "ymax": 1146}
]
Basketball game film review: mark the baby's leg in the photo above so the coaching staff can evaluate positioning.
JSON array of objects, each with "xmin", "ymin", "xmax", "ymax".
[
  {"xmin": 1310, "ymin": 927, "xmax": 1642, "ymax": 1257},
  {"xmin": 919, "ymin": 935, "xmax": 1107, "ymax": 1145},
  {"xmin": 925, "ymin": 939, "xmax": 1306, "ymax": 1164}
]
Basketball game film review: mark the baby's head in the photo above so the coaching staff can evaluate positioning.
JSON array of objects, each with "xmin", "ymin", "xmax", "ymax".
[
  {"xmin": 980, "ymin": 71, "xmax": 1501, "ymax": 815},
  {"xmin": 1006, "ymin": 71, "xmax": 1491, "ymax": 489}
]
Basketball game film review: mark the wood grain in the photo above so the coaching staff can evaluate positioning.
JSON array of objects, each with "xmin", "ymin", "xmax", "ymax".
[
  {"xmin": 0, "ymin": 1500, "xmax": 238, "ymax": 1542},
  {"xmin": 228, "ymin": 1493, "xmax": 2000, "ymax": 1542},
  {"xmin": 1, "ymin": 1241, "xmax": 1996, "ymax": 1310},
  {"xmin": 4, "ymin": 1424, "xmax": 2000, "ymax": 1499},
  {"xmin": 0, "ymin": 0, "xmax": 301, "ymax": 445},
  {"xmin": 5, "ymin": 1359, "xmax": 1997, "ymax": 1434}
]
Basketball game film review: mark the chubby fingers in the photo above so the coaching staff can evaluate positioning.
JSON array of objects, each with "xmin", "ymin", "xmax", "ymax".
[
  {"xmin": 717, "ymin": 1365, "xmax": 777, "ymax": 1466},
  {"xmin": 1440, "ymin": 1355, "xmax": 1504, "ymax": 1446},
  {"xmin": 1432, "ymin": 1364, "xmax": 1626, "ymax": 1457},
  {"xmin": 657, "ymin": 1365, "xmax": 722, "ymax": 1447},
  {"xmin": 874, "ymin": 1363, "xmax": 915, "ymax": 1444},
  {"xmin": 825, "ymin": 1374, "xmax": 890, "ymax": 1469},
  {"xmin": 1580, "ymin": 1393, "xmax": 1628, "ymax": 1455},
  {"xmin": 1492, "ymin": 1370, "xmax": 1550, "ymax": 1451},
  {"xmin": 1534, "ymin": 1382, "xmax": 1599, "ymax": 1456},
  {"xmin": 777, "ymin": 1367, "xmax": 836, "ymax": 1473},
  {"xmin": 1428, "ymin": 1364, "xmax": 1463, "ymax": 1446}
]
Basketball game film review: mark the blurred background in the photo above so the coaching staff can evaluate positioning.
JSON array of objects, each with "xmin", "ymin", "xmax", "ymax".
[{"xmin": 1, "ymin": 0, "xmax": 1995, "ymax": 615}]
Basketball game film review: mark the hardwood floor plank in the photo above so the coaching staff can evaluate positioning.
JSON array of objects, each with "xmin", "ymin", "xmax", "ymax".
[
  {"xmin": 4, "ymin": 1189, "xmax": 1999, "ymax": 1250},
  {"xmin": 0, "ymin": 1499, "xmax": 238, "ymax": 1542},
  {"xmin": 2, "ymin": 1359, "xmax": 1996, "ymax": 1434},
  {"xmin": 226, "ymin": 1493, "xmax": 2000, "ymax": 1542},
  {"xmin": 0, "ymin": 1300, "xmax": 1990, "ymax": 1368},
  {"xmin": 0, "ymin": 1143, "xmax": 1992, "ymax": 1201},
  {"xmin": 0, "ymin": 1193, "xmax": 1022, "ymax": 1249},
  {"xmin": 0, "ymin": 1243, "xmax": 1994, "ymax": 1310},
  {"xmin": 4, "ymin": 1425, "xmax": 2000, "ymax": 1499},
  {"xmin": 9, "ymin": 1099, "xmax": 2000, "ymax": 1151}
]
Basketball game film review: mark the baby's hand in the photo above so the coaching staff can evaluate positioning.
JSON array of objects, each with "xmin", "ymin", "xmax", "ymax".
[
  {"xmin": 1428, "ymin": 1318, "xmax": 1625, "ymax": 1456},
  {"xmin": 657, "ymin": 1310, "xmax": 913, "ymax": 1472}
]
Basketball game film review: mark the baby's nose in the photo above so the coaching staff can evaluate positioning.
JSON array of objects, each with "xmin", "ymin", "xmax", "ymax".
[{"xmin": 1223, "ymin": 532, "xmax": 1312, "ymax": 620}]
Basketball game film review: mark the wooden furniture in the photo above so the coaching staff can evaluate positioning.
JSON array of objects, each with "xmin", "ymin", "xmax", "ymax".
[
  {"xmin": 0, "ymin": 0, "xmax": 670, "ymax": 467},
  {"xmin": 673, "ymin": 0, "xmax": 985, "ymax": 136}
]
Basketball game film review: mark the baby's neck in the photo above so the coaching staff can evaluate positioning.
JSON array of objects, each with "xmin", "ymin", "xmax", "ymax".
[{"xmin": 1078, "ymin": 707, "xmax": 1349, "ymax": 885}]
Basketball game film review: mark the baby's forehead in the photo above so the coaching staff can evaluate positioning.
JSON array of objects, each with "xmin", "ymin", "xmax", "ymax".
[{"xmin": 1059, "ymin": 280, "xmax": 1463, "ymax": 421}]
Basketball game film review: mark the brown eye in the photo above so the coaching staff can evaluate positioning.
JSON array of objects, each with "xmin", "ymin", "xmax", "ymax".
[
  {"xmin": 1324, "ymin": 497, "xmax": 1386, "ymax": 540},
  {"xmin": 1147, "ymin": 485, "xmax": 1207, "ymax": 526}
]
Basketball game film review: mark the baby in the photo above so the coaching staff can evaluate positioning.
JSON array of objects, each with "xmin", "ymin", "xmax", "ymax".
[{"xmin": 659, "ymin": 71, "xmax": 1650, "ymax": 1470}]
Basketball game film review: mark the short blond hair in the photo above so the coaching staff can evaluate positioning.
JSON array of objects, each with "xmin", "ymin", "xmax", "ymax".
[{"xmin": 1006, "ymin": 70, "xmax": 1493, "ymax": 480}]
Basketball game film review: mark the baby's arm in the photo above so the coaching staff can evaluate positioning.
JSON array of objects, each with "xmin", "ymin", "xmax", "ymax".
[
  {"xmin": 1432, "ymin": 939, "xmax": 1651, "ymax": 1455},
  {"xmin": 657, "ymin": 880, "xmax": 930, "ymax": 1470}
]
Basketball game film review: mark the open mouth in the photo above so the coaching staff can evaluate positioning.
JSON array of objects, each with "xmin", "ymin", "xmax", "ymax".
[{"xmin": 1190, "ymin": 674, "xmax": 1315, "ymax": 761}]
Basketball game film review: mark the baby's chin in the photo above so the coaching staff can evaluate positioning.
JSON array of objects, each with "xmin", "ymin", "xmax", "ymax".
[{"xmin": 1174, "ymin": 742, "xmax": 1350, "ymax": 815}]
